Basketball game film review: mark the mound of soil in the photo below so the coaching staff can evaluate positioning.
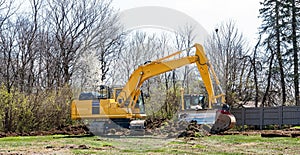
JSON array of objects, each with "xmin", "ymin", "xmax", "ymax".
[
  {"xmin": 101, "ymin": 118, "xmax": 210, "ymax": 138},
  {"xmin": 145, "ymin": 119, "xmax": 210, "ymax": 138},
  {"xmin": 0, "ymin": 124, "xmax": 90, "ymax": 138},
  {"xmin": 145, "ymin": 118, "xmax": 167, "ymax": 129},
  {"xmin": 4, "ymin": 118, "xmax": 299, "ymax": 139},
  {"xmin": 223, "ymin": 128, "xmax": 300, "ymax": 138}
]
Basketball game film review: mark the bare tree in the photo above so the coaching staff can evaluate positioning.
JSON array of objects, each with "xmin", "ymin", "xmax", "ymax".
[
  {"xmin": 173, "ymin": 24, "xmax": 196, "ymax": 94},
  {"xmin": 252, "ymin": 35, "xmax": 262, "ymax": 107},
  {"xmin": 205, "ymin": 20, "xmax": 249, "ymax": 106},
  {"xmin": 46, "ymin": 0, "xmax": 110, "ymax": 86},
  {"xmin": 119, "ymin": 31, "xmax": 147, "ymax": 82},
  {"xmin": 68, "ymin": 0, "xmax": 124, "ymax": 88},
  {"xmin": 0, "ymin": 0, "xmax": 18, "ymax": 93},
  {"xmin": 13, "ymin": 0, "xmax": 41, "ymax": 93},
  {"xmin": 0, "ymin": 0, "xmax": 126, "ymax": 132},
  {"xmin": 259, "ymin": 0, "xmax": 288, "ymax": 106}
]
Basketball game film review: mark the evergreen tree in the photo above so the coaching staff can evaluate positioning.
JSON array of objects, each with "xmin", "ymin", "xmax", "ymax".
[
  {"xmin": 290, "ymin": 0, "xmax": 300, "ymax": 105},
  {"xmin": 259, "ymin": 0, "xmax": 287, "ymax": 106}
]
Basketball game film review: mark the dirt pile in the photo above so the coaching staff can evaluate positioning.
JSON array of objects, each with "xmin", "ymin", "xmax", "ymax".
[
  {"xmin": 101, "ymin": 118, "xmax": 211, "ymax": 138},
  {"xmin": 145, "ymin": 119, "xmax": 210, "ymax": 138},
  {"xmin": 50, "ymin": 124, "xmax": 91, "ymax": 135},
  {"xmin": 145, "ymin": 118, "xmax": 167, "ymax": 129},
  {"xmin": 177, "ymin": 120, "xmax": 211, "ymax": 138},
  {"xmin": 0, "ymin": 124, "xmax": 90, "ymax": 138},
  {"xmin": 223, "ymin": 128, "xmax": 300, "ymax": 138}
]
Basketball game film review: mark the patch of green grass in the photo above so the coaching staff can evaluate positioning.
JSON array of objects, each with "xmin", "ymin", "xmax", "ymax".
[
  {"xmin": 292, "ymin": 126, "xmax": 300, "ymax": 129},
  {"xmin": 200, "ymin": 134, "xmax": 300, "ymax": 154},
  {"xmin": 205, "ymin": 135, "xmax": 277, "ymax": 143},
  {"xmin": 125, "ymin": 147, "xmax": 167, "ymax": 152},
  {"xmin": 0, "ymin": 135, "xmax": 60, "ymax": 148},
  {"xmin": 208, "ymin": 151, "xmax": 242, "ymax": 155},
  {"xmin": 168, "ymin": 141, "xmax": 187, "ymax": 145},
  {"xmin": 192, "ymin": 144, "xmax": 206, "ymax": 149},
  {"xmin": 121, "ymin": 148, "xmax": 166, "ymax": 154},
  {"xmin": 72, "ymin": 150, "xmax": 101, "ymax": 155},
  {"xmin": 102, "ymin": 143, "xmax": 113, "ymax": 147},
  {"xmin": 1, "ymin": 134, "xmax": 300, "ymax": 154},
  {"xmin": 121, "ymin": 149, "xmax": 135, "ymax": 153},
  {"xmin": 145, "ymin": 149, "xmax": 165, "ymax": 152},
  {"xmin": 232, "ymin": 134, "xmax": 299, "ymax": 144},
  {"xmin": 0, "ymin": 135, "xmax": 118, "ymax": 154},
  {"xmin": 0, "ymin": 135, "xmax": 57, "ymax": 142}
]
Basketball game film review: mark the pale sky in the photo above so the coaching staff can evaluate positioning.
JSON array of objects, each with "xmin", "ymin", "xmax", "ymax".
[{"xmin": 112, "ymin": 0, "xmax": 263, "ymax": 46}]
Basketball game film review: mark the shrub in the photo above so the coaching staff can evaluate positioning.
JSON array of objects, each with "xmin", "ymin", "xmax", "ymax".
[{"xmin": 0, "ymin": 85, "xmax": 72, "ymax": 132}]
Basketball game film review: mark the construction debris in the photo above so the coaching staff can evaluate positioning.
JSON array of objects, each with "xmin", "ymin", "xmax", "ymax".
[
  {"xmin": 145, "ymin": 119, "xmax": 211, "ymax": 138},
  {"xmin": 224, "ymin": 129, "xmax": 300, "ymax": 138},
  {"xmin": 0, "ymin": 124, "xmax": 90, "ymax": 138},
  {"xmin": 2, "ymin": 118, "xmax": 299, "ymax": 139}
]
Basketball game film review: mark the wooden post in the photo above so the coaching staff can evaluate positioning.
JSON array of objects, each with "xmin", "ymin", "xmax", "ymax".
[
  {"xmin": 242, "ymin": 107, "xmax": 245, "ymax": 131},
  {"xmin": 260, "ymin": 107, "xmax": 264, "ymax": 130},
  {"xmin": 278, "ymin": 106, "xmax": 283, "ymax": 129}
]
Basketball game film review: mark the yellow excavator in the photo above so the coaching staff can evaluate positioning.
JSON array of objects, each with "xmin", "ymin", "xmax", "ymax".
[{"xmin": 71, "ymin": 43, "xmax": 236, "ymax": 134}]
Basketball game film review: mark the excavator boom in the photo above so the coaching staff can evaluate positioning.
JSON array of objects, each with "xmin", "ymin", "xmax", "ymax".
[{"xmin": 117, "ymin": 44, "xmax": 221, "ymax": 108}]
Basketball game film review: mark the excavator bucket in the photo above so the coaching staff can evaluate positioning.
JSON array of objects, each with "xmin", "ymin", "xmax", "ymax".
[
  {"xmin": 178, "ymin": 109, "xmax": 236, "ymax": 134},
  {"xmin": 179, "ymin": 109, "xmax": 236, "ymax": 134},
  {"xmin": 179, "ymin": 93, "xmax": 236, "ymax": 133},
  {"xmin": 210, "ymin": 110, "xmax": 236, "ymax": 133}
]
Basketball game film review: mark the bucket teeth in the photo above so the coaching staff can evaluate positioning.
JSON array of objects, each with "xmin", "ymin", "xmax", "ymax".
[{"xmin": 202, "ymin": 124, "xmax": 212, "ymax": 132}]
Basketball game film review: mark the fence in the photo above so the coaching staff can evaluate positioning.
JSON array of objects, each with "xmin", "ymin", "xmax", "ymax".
[{"xmin": 231, "ymin": 106, "xmax": 300, "ymax": 129}]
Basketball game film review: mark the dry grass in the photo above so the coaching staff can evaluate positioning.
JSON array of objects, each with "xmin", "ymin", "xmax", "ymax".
[{"xmin": 0, "ymin": 133, "xmax": 299, "ymax": 154}]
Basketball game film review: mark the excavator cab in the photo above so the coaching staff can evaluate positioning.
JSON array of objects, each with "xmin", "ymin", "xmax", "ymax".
[
  {"xmin": 179, "ymin": 93, "xmax": 217, "ymax": 125},
  {"xmin": 182, "ymin": 94, "xmax": 206, "ymax": 110},
  {"xmin": 135, "ymin": 93, "xmax": 145, "ymax": 114},
  {"xmin": 98, "ymin": 85, "xmax": 110, "ymax": 99}
]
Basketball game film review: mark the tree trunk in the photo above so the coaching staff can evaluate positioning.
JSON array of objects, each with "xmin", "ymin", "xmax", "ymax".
[
  {"xmin": 262, "ymin": 40, "xmax": 275, "ymax": 107},
  {"xmin": 275, "ymin": 1, "xmax": 286, "ymax": 105},
  {"xmin": 253, "ymin": 35, "xmax": 261, "ymax": 107},
  {"xmin": 291, "ymin": 0, "xmax": 299, "ymax": 105}
]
